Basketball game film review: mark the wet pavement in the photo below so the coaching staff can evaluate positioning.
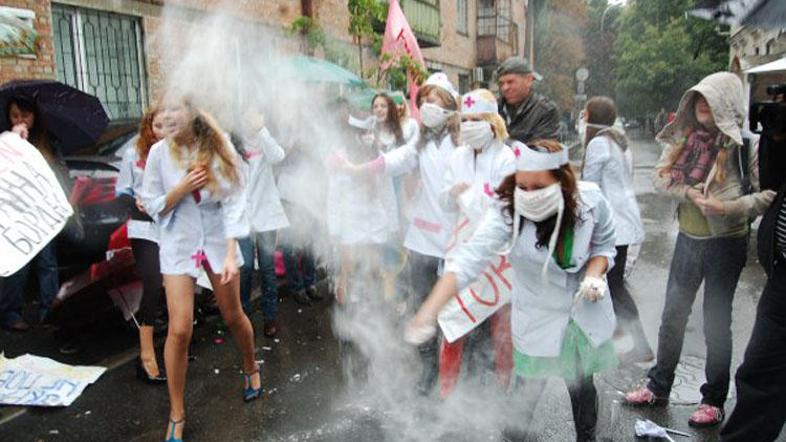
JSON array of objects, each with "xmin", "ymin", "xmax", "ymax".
[{"xmin": 1, "ymin": 134, "xmax": 784, "ymax": 441}]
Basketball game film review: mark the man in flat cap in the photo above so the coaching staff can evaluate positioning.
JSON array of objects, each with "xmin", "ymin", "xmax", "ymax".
[{"xmin": 496, "ymin": 56, "xmax": 560, "ymax": 144}]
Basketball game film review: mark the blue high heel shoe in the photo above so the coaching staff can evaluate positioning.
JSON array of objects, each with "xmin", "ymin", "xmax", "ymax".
[
  {"xmin": 164, "ymin": 416, "xmax": 185, "ymax": 442},
  {"xmin": 243, "ymin": 368, "xmax": 262, "ymax": 402}
]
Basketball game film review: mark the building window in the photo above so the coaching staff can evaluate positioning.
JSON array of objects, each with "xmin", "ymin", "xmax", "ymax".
[
  {"xmin": 457, "ymin": 0, "xmax": 468, "ymax": 35},
  {"xmin": 458, "ymin": 73, "xmax": 470, "ymax": 94},
  {"xmin": 52, "ymin": 3, "xmax": 147, "ymax": 121}
]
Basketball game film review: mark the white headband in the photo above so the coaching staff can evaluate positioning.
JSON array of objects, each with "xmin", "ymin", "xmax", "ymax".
[
  {"xmin": 511, "ymin": 141, "xmax": 569, "ymax": 171},
  {"xmin": 461, "ymin": 92, "xmax": 497, "ymax": 115}
]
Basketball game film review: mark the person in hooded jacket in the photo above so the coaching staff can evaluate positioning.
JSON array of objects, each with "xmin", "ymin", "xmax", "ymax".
[
  {"xmin": 406, "ymin": 139, "xmax": 618, "ymax": 442},
  {"xmin": 437, "ymin": 88, "xmax": 516, "ymax": 395},
  {"xmin": 336, "ymin": 73, "xmax": 460, "ymax": 394},
  {"xmin": 580, "ymin": 96, "xmax": 652, "ymax": 365},
  {"xmin": 623, "ymin": 72, "xmax": 776, "ymax": 428}
]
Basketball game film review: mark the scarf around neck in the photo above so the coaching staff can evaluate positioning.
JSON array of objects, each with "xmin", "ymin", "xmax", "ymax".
[{"xmin": 670, "ymin": 129, "xmax": 722, "ymax": 186}]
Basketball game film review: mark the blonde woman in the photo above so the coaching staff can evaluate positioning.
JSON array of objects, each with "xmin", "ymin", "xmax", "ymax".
[{"xmin": 141, "ymin": 97, "xmax": 260, "ymax": 442}]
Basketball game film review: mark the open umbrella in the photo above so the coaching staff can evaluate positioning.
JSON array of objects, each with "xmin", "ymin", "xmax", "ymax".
[
  {"xmin": 0, "ymin": 79, "xmax": 109, "ymax": 153},
  {"xmin": 278, "ymin": 55, "xmax": 366, "ymax": 87},
  {"xmin": 0, "ymin": 8, "xmax": 37, "ymax": 57}
]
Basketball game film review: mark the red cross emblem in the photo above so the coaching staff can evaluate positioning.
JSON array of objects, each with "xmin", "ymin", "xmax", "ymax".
[
  {"xmin": 191, "ymin": 249, "xmax": 208, "ymax": 269},
  {"xmin": 514, "ymin": 146, "xmax": 521, "ymax": 157},
  {"xmin": 464, "ymin": 96, "xmax": 475, "ymax": 108}
]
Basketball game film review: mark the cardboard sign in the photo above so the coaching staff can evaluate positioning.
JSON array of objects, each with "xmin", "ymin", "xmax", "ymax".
[
  {"xmin": 0, "ymin": 132, "xmax": 73, "ymax": 276},
  {"xmin": 0, "ymin": 354, "xmax": 106, "ymax": 407},
  {"xmin": 438, "ymin": 196, "xmax": 515, "ymax": 343}
]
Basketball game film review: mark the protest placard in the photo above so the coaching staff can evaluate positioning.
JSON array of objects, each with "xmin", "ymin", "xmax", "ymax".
[
  {"xmin": 0, "ymin": 353, "xmax": 106, "ymax": 407},
  {"xmin": 437, "ymin": 195, "xmax": 515, "ymax": 343},
  {"xmin": 0, "ymin": 131, "xmax": 73, "ymax": 276}
]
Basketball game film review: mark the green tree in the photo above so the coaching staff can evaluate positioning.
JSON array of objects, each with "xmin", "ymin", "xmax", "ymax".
[
  {"xmin": 614, "ymin": 0, "xmax": 728, "ymax": 118},
  {"xmin": 584, "ymin": 0, "xmax": 622, "ymax": 99},
  {"xmin": 534, "ymin": 0, "xmax": 588, "ymax": 114},
  {"xmin": 347, "ymin": 0, "xmax": 386, "ymax": 78}
]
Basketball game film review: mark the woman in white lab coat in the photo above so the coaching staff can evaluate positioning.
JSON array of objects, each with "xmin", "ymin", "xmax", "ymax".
[
  {"xmin": 407, "ymin": 139, "xmax": 618, "ymax": 441},
  {"xmin": 339, "ymin": 73, "xmax": 460, "ymax": 394},
  {"xmin": 116, "ymin": 106, "xmax": 168, "ymax": 385},
  {"xmin": 580, "ymin": 96, "xmax": 651, "ymax": 364},
  {"xmin": 237, "ymin": 109, "xmax": 289, "ymax": 337},
  {"xmin": 141, "ymin": 98, "xmax": 260, "ymax": 442},
  {"xmin": 437, "ymin": 88, "xmax": 516, "ymax": 395}
]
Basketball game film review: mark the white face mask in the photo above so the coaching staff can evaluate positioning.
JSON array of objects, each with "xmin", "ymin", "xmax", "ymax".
[
  {"xmin": 420, "ymin": 102, "xmax": 454, "ymax": 129},
  {"xmin": 513, "ymin": 183, "xmax": 562, "ymax": 221},
  {"xmin": 501, "ymin": 182, "xmax": 565, "ymax": 282},
  {"xmin": 461, "ymin": 121, "xmax": 494, "ymax": 150}
]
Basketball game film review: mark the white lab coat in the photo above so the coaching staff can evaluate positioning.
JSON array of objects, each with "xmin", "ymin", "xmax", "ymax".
[
  {"xmin": 115, "ymin": 145, "xmax": 158, "ymax": 243},
  {"xmin": 243, "ymin": 128, "xmax": 289, "ymax": 233},
  {"xmin": 141, "ymin": 139, "xmax": 248, "ymax": 277},
  {"xmin": 440, "ymin": 140, "xmax": 516, "ymax": 216},
  {"xmin": 327, "ymin": 148, "xmax": 391, "ymax": 245},
  {"xmin": 444, "ymin": 182, "xmax": 618, "ymax": 358},
  {"xmin": 582, "ymin": 135, "xmax": 645, "ymax": 246},
  {"xmin": 383, "ymin": 132, "xmax": 457, "ymax": 259}
]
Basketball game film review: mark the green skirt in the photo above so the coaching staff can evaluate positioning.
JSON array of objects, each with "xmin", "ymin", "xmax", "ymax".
[{"xmin": 514, "ymin": 321, "xmax": 618, "ymax": 381}]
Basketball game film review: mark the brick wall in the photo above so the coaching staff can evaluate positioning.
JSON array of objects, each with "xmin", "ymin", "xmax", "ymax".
[{"xmin": 0, "ymin": 1, "xmax": 57, "ymax": 85}]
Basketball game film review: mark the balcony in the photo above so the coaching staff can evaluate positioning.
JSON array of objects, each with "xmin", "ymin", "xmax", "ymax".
[
  {"xmin": 476, "ymin": 12, "xmax": 518, "ymax": 66},
  {"xmin": 377, "ymin": 0, "xmax": 441, "ymax": 48}
]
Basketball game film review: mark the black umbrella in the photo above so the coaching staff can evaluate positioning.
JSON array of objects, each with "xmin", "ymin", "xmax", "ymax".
[{"xmin": 0, "ymin": 79, "xmax": 109, "ymax": 153}]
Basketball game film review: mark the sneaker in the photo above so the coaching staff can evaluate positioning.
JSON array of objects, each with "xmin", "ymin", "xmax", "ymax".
[
  {"xmin": 688, "ymin": 404, "xmax": 724, "ymax": 428},
  {"xmin": 263, "ymin": 320, "xmax": 278, "ymax": 338},
  {"xmin": 293, "ymin": 290, "xmax": 311, "ymax": 306},
  {"xmin": 3, "ymin": 319, "xmax": 31, "ymax": 332},
  {"xmin": 306, "ymin": 285, "xmax": 323, "ymax": 301},
  {"xmin": 623, "ymin": 386, "xmax": 669, "ymax": 407},
  {"xmin": 619, "ymin": 347, "xmax": 655, "ymax": 365}
]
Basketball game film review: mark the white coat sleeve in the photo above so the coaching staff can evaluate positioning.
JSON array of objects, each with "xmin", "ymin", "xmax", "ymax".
[
  {"xmin": 444, "ymin": 207, "xmax": 512, "ymax": 290},
  {"xmin": 248, "ymin": 127, "xmax": 286, "ymax": 165},
  {"xmin": 115, "ymin": 147, "xmax": 135, "ymax": 197},
  {"xmin": 582, "ymin": 137, "xmax": 610, "ymax": 185},
  {"xmin": 382, "ymin": 132, "xmax": 420, "ymax": 177},
  {"xmin": 220, "ymin": 145, "xmax": 250, "ymax": 240},
  {"xmin": 439, "ymin": 152, "xmax": 459, "ymax": 212},
  {"xmin": 496, "ymin": 149, "xmax": 516, "ymax": 187},
  {"xmin": 140, "ymin": 144, "xmax": 175, "ymax": 228},
  {"xmin": 586, "ymin": 186, "xmax": 618, "ymax": 272}
]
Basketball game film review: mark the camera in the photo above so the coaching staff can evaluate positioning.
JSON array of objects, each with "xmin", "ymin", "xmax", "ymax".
[
  {"xmin": 751, "ymin": 83, "xmax": 786, "ymax": 191},
  {"xmin": 749, "ymin": 83, "xmax": 786, "ymax": 135}
]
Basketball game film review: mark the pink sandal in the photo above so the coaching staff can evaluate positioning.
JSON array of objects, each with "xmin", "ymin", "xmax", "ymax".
[
  {"xmin": 623, "ymin": 386, "xmax": 669, "ymax": 407},
  {"xmin": 688, "ymin": 404, "xmax": 724, "ymax": 428}
]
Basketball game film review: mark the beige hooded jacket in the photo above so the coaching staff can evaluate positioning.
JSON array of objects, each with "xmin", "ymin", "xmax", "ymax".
[{"xmin": 653, "ymin": 72, "xmax": 776, "ymax": 237}]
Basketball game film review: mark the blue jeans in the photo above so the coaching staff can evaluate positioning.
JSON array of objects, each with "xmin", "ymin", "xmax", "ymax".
[
  {"xmin": 239, "ymin": 232, "xmax": 280, "ymax": 320},
  {"xmin": 0, "ymin": 241, "xmax": 59, "ymax": 325},
  {"xmin": 647, "ymin": 233, "xmax": 748, "ymax": 408}
]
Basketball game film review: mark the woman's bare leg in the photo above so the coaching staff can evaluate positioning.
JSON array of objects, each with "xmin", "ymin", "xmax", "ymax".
[
  {"xmin": 206, "ymin": 270, "xmax": 260, "ymax": 389},
  {"xmin": 163, "ymin": 274, "xmax": 195, "ymax": 440},
  {"xmin": 139, "ymin": 325, "xmax": 159, "ymax": 376}
]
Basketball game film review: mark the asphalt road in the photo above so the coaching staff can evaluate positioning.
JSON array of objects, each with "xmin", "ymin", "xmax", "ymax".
[{"xmin": 1, "ymin": 135, "xmax": 783, "ymax": 442}]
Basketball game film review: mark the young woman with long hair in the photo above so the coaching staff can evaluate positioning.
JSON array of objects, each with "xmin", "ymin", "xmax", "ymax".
[
  {"xmin": 580, "ymin": 96, "xmax": 651, "ymax": 364},
  {"xmin": 406, "ymin": 139, "xmax": 618, "ymax": 441},
  {"xmin": 116, "ymin": 106, "xmax": 169, "ymax": 384},
  {"xmin": 141, "ymin": 97, "xmax": 260, "ymax": 442},
  {"xmin": 338, "ymin": 73, "xmax": 460, "ymax": 394},
  {"xmin": 623, "ymin": 72, "xmax": 775, "ymax": 428}
]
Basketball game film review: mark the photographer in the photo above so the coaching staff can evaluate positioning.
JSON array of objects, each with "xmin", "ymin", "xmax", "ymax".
[{"xmin": 721, "ymin": 86, "xmax": 786, "ymax": 442}]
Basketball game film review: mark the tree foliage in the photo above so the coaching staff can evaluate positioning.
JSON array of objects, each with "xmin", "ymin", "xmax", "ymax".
[
  {"xmin": 347, "ymin": 0, "xmax": 386, "ymax": 77},
  {"xmin": 534, "ymin": 0, "xmax": 588, "ymax": 114},
  {"xmin": 584, "ymin": 0, "xmax": 622, "ymax": 99},
  {"xmin": 614, "ymin": 0, "xmax": 729, "ymax": 118}
]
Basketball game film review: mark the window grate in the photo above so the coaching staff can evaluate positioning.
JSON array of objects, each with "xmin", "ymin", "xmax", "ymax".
[{"xmin": 52, "ymin": 3, "xmax": 147, "ymax": 121}]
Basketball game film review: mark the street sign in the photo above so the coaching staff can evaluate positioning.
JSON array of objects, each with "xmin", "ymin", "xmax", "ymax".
[{"xmin": 576, "ymin": 67, "xmax": 589, "ymax": 82}]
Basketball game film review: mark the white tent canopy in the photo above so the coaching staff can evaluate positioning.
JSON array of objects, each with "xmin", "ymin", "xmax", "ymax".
[{"xmin": 746, "ymin": 57, "xmax": 786, "ymax": 74}]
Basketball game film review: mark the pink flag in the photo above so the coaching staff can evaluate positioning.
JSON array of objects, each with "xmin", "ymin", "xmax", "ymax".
[{"xmin": 381, "ymin": 0, "xmax": 425, "ymax": 119}]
